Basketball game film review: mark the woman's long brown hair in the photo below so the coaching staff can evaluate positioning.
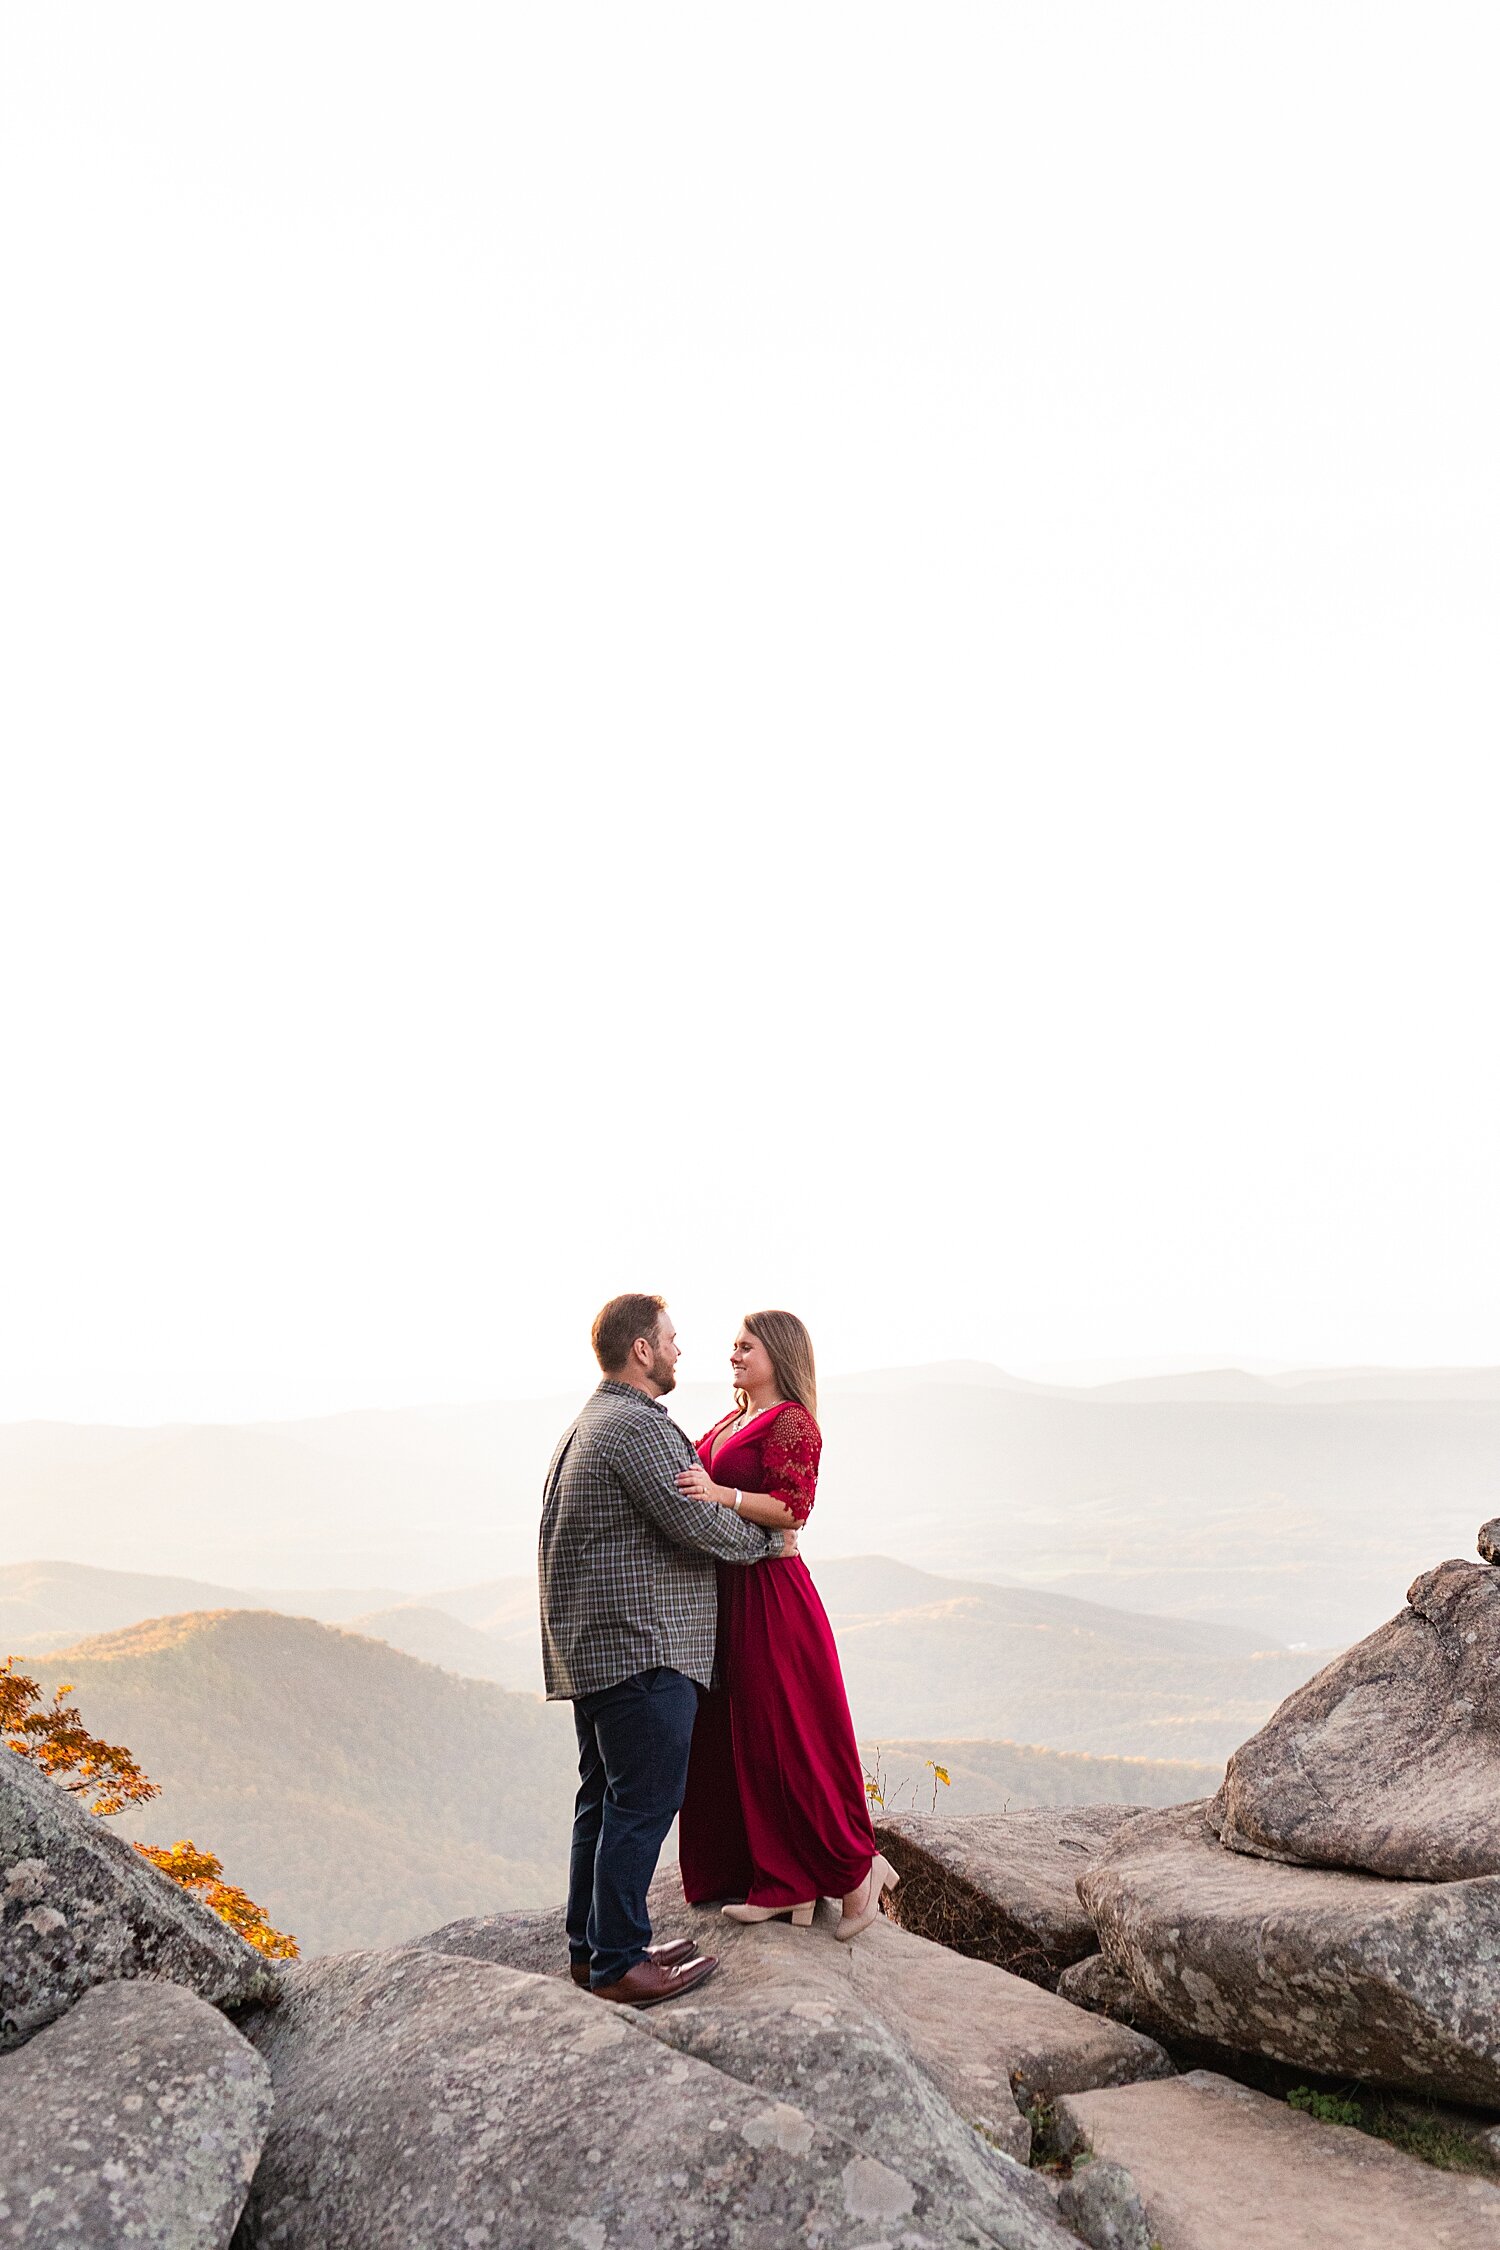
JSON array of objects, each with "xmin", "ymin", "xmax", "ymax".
[{"xmin": 738, "ymin": 1309, "xmax": 818, "ymax": 1422}]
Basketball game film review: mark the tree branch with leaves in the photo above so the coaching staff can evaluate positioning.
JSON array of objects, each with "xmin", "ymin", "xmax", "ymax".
[{"xmin": 1, "ymin": 1656, "xmax": 297, "ymax": 1958}]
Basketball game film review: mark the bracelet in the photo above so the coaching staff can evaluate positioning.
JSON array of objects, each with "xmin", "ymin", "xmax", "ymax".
[{"xmin": 733, "ymin": 1491, "xmax": 743, "ymax": 1512}]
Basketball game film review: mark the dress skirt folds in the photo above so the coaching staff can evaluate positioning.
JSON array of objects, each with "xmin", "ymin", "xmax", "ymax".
[{"xmin": 677, "ymin": 1403, "xmax": 875, "ymax": 1909}]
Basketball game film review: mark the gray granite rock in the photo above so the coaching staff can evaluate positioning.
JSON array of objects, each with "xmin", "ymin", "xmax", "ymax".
[
  {"xmin": 638, "ymin": 1901, "xmax": 1046, "ymax": 2187},
  {"xmin": 1054, "ymin": 1954, "xmax": 1165, "ymax": 2038},
  {"xmin": 1055, "ymin": 2158, "xmax": 1153, "ymax": 2250},
  {"xmin": 1211, "ymin": 1559, "xmax": 1500, "ymax": 1881},
  {"xmin": 1054, "ymin": 2069, "xmax": 1500, "ymax": 2248},
  {"xmin": 0, "ymin": 1978, "xmax": 271, "ymax": 2247},
  {"xmin": 1479, "ymin": 1519, "xmax": 1500, "ymax": 1566},
  {"xmin": 875, "ymin": 1808, "xmax": 1145, "ymax": 1986},
  {"xmin": 236, "ymin": 1944, "xmax": 1080, "ymax": 2248},
  {"xmin": 1, "ymin": 1747, "xmax": 281, "ymax": 2050},
  {"xmin": 1079, "ymin": 1801, "xmax": 1500, "ymax": 2105},
  {"xmin": 421, "ymin": 1868, "xmax": 1172, "ymax": 2174}
]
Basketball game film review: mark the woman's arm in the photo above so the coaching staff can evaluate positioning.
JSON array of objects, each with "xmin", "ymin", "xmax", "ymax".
[{"xmin": 675, "ymin": 1463, "xmax": 797, "ymax": 1529}]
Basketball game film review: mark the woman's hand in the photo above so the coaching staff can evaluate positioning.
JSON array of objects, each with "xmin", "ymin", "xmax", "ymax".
[{"xmin": 677, "ymin": 1465, "xmax": 737, "ymax": 1507}]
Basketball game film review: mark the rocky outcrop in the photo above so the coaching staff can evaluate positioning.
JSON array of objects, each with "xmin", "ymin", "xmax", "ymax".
[
  {"xmin": 1, "ymin": 1747, "xmax": 281, "ymax": 2050},
  {"xmin": 1211, "ymin": 1559, "xmax": 1500, "ymax": 1880},
  {"xmin": 422, "ymin": 1868, "xmax": 1172, "ymax": 2173},
  {"xmin": 0, "ymin": 1978, "xmax": 271, "ymax": 2247},
  {"xmin": 1054, "ymin": 1954, "xmax": 1165, "ymax": 2039},
  {"xmin": 1054, "ymin": 2159, "xmax": 1152, "ymax": 2250},
  {"xmin": 1052, "ymin": 2069, "xmax": 1500, "ymax": 2249},
  {"xmin": 876, "ymin": 1808, "xmax": 1144, "ymax": 1985},
  {"xmin": 1077, "ymin": 1802, "xmax": 1500, "ymax": 2106},
  {"xmin": 236, "ymin": 1943, "xmax": 1080, "ymax": 2248}
]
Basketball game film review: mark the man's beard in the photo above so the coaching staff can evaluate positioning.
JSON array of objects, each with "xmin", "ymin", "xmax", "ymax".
[{"xmin": 648, "ymin": 1350, "xmax": 677, "ymax": 1395}]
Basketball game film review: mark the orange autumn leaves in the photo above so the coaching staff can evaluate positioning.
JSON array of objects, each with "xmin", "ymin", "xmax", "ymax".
[
  {"xmin": 1, "ymin": 1656, "xmax": 298, "ymax": 1959},
  {"xmin": 133, "ymin": 1839, "xmax": 297, "ymax": 1959}
]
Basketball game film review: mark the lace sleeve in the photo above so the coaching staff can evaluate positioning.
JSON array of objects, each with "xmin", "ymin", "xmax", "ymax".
[{"xmin": 762, "ymin": 1404, "xmax": 821, "ymax": 1525}]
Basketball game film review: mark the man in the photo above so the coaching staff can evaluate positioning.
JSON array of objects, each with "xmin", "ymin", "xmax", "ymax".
[{"xmin": 539, "ymin": 1293, "xmax": 796, "ymax": 2006}]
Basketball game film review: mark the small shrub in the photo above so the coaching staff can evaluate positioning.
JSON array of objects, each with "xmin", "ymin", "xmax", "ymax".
[
  {"xmin": 1288, "ymin": 2085, "xmax": 1364, "ymax": 2129},
  {"xmin": 862, "ymin": 1745, "xmax": 952, "ymax": 1814},
  {"xmin": 1287, "ymin": 2083, "xmax": 1494, "ymax": 2174},
  {"xmin": 1365, "ymin": 2103, "xmax": 1494, "ymax": 2175}
]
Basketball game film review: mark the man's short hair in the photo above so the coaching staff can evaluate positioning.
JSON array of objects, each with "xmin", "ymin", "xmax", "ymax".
[{"xmin": 591, "ymin": 1293, "xmax": 667, "ymax": 1375}]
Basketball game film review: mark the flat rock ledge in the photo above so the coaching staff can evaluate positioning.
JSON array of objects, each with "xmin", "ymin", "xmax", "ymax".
[
  {"xmin": 1078, "ymin": 1802, "xmax": 1500, "ymax": 2107},
  {"xmin": 421, "ymin": 1871, "xmax": 1172, "ymax": 2182},
  {"xmin": 1211, "ymin": 1558, "xmax": 1500, "ymax": 1881},
  {"xmin": 1, "ymin": 1745, "xmax": 281, "ymax": 2051},
  {"xmin": 1052, "ymin": 2069, "xmax": 1500, "ymax": 2250},
  {"xmin": 875, "ymin": 1808, "xmax": 1145, "ymax": 1987},
  {"xmin": 0, "ymin": 1978, "xmax": 271, "ymax": 2249},
  {"xmin": 236, "ymin": 1945, "xmax": 1080, "ymax": 2249}
]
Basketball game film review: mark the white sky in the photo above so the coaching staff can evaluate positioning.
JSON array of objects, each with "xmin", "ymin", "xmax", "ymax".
[{"xmin": 3, "ymin": 5, "xmax": 1498, "ymax": 1424}]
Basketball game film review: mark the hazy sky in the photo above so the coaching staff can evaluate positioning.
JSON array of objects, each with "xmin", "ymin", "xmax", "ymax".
[{"xmin": 3, "ymin": 6, "xmax": 1497, "ymax": 1423}]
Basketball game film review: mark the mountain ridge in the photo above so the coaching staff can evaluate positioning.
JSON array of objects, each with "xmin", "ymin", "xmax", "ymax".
[{"xmin": 9, "ymin": 1555, "xmax": 1336, "ymax": 1767}]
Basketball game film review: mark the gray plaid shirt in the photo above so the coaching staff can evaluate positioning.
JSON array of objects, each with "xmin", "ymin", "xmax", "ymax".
[{"xmin": 539, "ymin": 1379, "xmax": 784, "ymax": 1698}]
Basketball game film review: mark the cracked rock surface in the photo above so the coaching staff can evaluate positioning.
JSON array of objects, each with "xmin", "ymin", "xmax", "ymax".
[
  {"xmin": 1079, "ymin": 1801, "xmax": 1500, "ymax": 2106},
  {"xmin": 423, "ymin": 1869, "xmax": 1170, "ymax": 2180},
  {"xmin": 234, "ymin": 1945, "xmax": 1079, "ymax": 2248},
  {"xmin": 0, "ymin": 1978, "xmax": 271, "ymax": 2248},
  {"xmin": 875, "ymin": 1808, "xmax": 1145, "ymax": 1987},
  {"xmin": 1054, "ymin": 2069, "xmax": 1500, "ymax": 2249}
]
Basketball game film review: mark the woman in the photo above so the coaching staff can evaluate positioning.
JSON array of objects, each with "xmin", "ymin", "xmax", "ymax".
[{"xmin": 674, "ymin": 1309, "xmax": 898, "ymax": 1940}]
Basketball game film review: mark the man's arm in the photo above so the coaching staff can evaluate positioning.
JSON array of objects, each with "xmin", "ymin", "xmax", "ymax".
[{"xmin": 606, "ymin": 1419, "xmax": 788, "ymax": 1564}]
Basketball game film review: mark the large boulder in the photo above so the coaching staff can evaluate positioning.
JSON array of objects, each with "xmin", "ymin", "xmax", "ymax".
[
  {"xmin": 1078, "ymin": 1802, "xmax": 1500, "ymax": 2106},
  {"xmin": 1052, "ymin": 2069, "xmax": 1500, "ymax": 2249},
  {"xmin": 1211, "ymin": 1558, "xmax": 1500, "ymax": 1881},
  {"xmin": 0, "ymin": 1978, "xmax": 271, "ymax": 2247},
  {"xmin": 1, "ymin": 1746, "xmax": 280, "ymax": 2049},
  {"xmin": 876, "ymin": 1807, "xmax": 1146, "ymax": 1985},
  {"xmin": 421, "ymin": 1872, "xmax": 1172, "ymax": 2174},
  {"xmin": 236, "ymin": 1944, "xmax": 1080, "ymax": 2248}
]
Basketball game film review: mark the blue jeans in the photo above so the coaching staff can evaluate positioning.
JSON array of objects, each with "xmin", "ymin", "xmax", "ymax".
[{"xmin": 567, "ymin": 1667, "xmax": 699, "ymax": 1989}]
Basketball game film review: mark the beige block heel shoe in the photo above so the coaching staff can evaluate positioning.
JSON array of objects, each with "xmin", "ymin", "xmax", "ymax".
[
  {"xmin": 721, "ymin": 1900, "xmax": 816, "ymax": 1927},
  {"xmin": 834, "ymin": 1855, "xmax": 899, "ymax": 1942}
]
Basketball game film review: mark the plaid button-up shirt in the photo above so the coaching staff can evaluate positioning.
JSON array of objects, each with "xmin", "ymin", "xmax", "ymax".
[{"xmin": 539, "ymin": 1379, "xmax": 784, "ymax": 1699}]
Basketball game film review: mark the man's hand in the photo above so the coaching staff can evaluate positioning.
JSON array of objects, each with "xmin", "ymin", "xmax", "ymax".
[{"xmin": 778, "ymin": 1524, "xmax": 800, "ymax": 1559}]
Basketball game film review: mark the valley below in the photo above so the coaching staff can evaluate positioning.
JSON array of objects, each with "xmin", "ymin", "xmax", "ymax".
[{"xmin": 7, "ymin": 1359, "xmax": 1493, "ymax": 1956}]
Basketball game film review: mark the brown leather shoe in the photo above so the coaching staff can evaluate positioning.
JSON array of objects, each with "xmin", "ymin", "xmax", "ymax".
[
  {"xmin": 591, "ymin": 1953, "xmax": 719, "ymax": 2008},
  {"xmin": 570, "ymin": 1937, "xmax": 698, "ymax": 1989}
]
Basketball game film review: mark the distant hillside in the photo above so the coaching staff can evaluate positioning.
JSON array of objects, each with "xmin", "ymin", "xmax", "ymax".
[
  {"xmin": 0, "ymin": 1560, "xmax": 539, "ymax": 1685},
  {"xmin": 1082, "ymin": 1365, "xmax": 1500, "ymax": 1405},
  {"xmin": 814, "ymin": 1557, "xmax": 1332, "ymax": 1761},
  {"xmin": 12, "ymin": 1601, "xmax": 1228, "ymax": 1960},
  {"xmin": 3, "ymin": 1364, "xmax": 1496, "ymax": 1642},
  {"xmin": 0, "ymin": 1559, "xmax": 261, "ymax": 1656},
  {"xmin": 857, "ymin": 1736, "xmax": 1221, "ymax": 1818},
  {"xmin": 20, "ymin": 1610, "xmax": 577, "ymax": 1955},
  {"xmin": 4, "ymin": 1555, "xmax": 1326, "ymax": 1763},
  {"xmin": 0, "ymin": 1558, "xmax": 413, "ymax": 1646},
  {"xmin": 341, "ymin": 1605, "xmax": 536, "ymax": 1690}
]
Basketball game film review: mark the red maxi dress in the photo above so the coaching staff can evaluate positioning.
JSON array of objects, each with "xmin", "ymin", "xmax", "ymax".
[{"xmin": 677, "ymin": 1402, "xmax": 876, "ymax": 1909}]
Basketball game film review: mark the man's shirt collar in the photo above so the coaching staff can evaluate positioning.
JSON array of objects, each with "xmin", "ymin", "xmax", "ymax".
[{"xmin": 596, "ymin": 1377, "xmax": 668, "ymax": 1414}]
